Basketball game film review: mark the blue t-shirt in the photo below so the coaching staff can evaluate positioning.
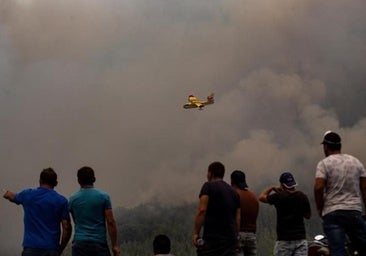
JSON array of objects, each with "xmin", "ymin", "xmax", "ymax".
[
  {"xmin": 14, "ymin": 187, "xmax": 70, "ymax": 250},
  {"xmin": 68, "ymin": 188, "xmax": 112, "ymax": 243}
]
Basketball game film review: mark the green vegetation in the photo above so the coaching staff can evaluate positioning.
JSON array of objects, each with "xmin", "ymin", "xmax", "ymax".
[
  {"xmin": 116, "ymin": 203, "xmax": 197, "ymax": 255},
  {"xmin": 61, "ymin": 201, "xmax": 322, "ymax": 255},
  {"xmin": 111, "ymin": 202, "xmax": 322, "ymax": 256}
]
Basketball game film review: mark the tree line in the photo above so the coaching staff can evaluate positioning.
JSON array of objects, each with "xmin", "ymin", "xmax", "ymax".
[
  {"xmin": 108, "ymin": 201, "xmax": 322, "ymax": 256},
  {"xmin": 59, "ymin": 198, "xmax": 322, "ymax": 256}
]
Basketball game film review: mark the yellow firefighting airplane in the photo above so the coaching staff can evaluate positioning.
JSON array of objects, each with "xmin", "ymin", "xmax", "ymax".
[{"xmin": 183, "ymin": 93, "xmax": 214, "ymax": 110}]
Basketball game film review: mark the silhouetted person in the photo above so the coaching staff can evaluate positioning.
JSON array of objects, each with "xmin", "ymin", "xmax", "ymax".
[
  {"xmin": 153, "ymin": 234, "xmax": 175, "ymax": 256},
  {"xmin": 3, "ymin": 168, "xmax": 72, "ymax": 256}
]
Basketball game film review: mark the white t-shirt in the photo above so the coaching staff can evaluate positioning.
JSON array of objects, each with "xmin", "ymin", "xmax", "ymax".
[{"xmin": 316, "ymin": 153, "xmax": 366, "ymax": 216}]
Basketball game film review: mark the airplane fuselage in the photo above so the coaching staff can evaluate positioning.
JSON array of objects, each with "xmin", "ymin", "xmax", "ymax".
[{"xmin": 183, "ymin": 94, "xmax": 214, "ymax": 110}]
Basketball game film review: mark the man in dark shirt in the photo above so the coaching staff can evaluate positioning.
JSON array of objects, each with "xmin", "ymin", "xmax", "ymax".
[
  {"xmin": 259, "ymin": 172, "xmax": 311, "ymax": 256},
  {"xmin": 193, "ymin": 161, "xmax": 241, "ymax": 256}
]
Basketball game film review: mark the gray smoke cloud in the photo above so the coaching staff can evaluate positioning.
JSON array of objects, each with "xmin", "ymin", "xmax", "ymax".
[{"xmin": 1, "ymin": 0, "xmax": 366, "ymax": 254}]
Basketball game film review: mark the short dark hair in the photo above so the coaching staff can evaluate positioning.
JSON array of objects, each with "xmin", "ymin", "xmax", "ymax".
[
  {"xmin": 153, "ymin": 234, "xmax": 171, "ymax": 254},
  {"xmin": 208, "ymin": 161, "xmax": 225, "ymax": 178},
  {"xmin": 326, "ymin": 142, "xmax": 342, "ymax": 151},
  {"xmin": 77, "ymin": 166, "xmax": 96, "ymax": 186},
  {"xmin": 231, "ymin": 170, "xmax": 248, "ymax": 190},
  {"xmin": 40, "ymin": 168, "xmax": 58, "ymax": 187}
]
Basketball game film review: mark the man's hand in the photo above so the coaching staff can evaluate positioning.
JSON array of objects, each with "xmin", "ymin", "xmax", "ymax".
[
  {"xmin": 259, "ymin": 185, "xmax": 279, "ymax": 203},
  {"xmin": 193, "ymin": 233, "xmax": 199, "ymax": 248},
  {"xmin": 105, "ymin": 209, "xmax": 119, "ymax": 255},
  {"xmin": 112, "ymin": 245, "xmax": 120, "ymax": 256},
  {"xmin": 3, "ymin": 190, "xmax": 16, "ymax": 202},
  {"xmin": 317, "ymin": 209, "xmax": 323, "ymax": 218},
  {"xmin": 193, "ymin": 195, "xmax": 208, "ymax": 248},
  {"xmin": 272, "ymin": 186, "xmax": 283, "ymax": 193}
]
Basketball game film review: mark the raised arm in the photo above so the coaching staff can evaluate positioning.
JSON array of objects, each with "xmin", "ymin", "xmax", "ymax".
[{"xmin": 258, "ymin": 186, "xmax": 278, "ymax": 203}]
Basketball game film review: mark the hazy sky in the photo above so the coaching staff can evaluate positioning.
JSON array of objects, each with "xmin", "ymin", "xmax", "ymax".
[{"xmin": 1, "ymin": 0, "xmax": 366, "ymax": 254}]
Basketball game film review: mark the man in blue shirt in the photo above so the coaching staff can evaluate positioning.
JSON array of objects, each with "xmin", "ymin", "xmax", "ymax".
[
  {"xmin": 69, "ymin": 166, "xmax": 120, "ymax": 256},
  {"xmin": 3, "ymin": 168, "xmax": 72, "ymax": 256}
]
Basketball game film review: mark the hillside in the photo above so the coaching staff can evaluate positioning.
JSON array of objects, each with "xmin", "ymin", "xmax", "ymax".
[{"xmin": 113, "ymin": 202, "xmax": 322, "ymax": 256}]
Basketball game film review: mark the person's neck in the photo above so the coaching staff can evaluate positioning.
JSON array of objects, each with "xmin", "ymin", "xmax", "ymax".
[
  {"xmin": 40, "ymin": 184, "xmax": 53, "ymax": 189},
  {"xmin": 285, "ymin": 188, "xmax": 296, "ymax": 192},
  {"xmin": 210, "ymin": 177, "xmax": 223, "ymax": 182},
  {"xmin": 327, "ymin": 150, "xmax": 341, "ymax": 157},
  {"xmin": 80, "ymin": 184, "xmax": 94, "ymax": 189}
]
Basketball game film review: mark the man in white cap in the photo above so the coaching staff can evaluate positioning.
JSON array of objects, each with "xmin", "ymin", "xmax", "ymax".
[
  {"xmin": 259, "ymin": 172, "xmax": 311, "ymax": 256},
  {"xmin": 314, "ymin": 131, "xmax": 366, "ymax": 256}
]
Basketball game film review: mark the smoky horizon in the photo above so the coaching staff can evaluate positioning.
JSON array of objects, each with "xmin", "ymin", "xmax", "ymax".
[{"xmin": 1, "ymin": 0, "xmax": 366, "ymax": 254}]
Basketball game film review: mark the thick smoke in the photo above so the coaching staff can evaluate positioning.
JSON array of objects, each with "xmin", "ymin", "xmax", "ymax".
[{"xmin": 1, "ymin": 0, "xmax": 366, "ymax": 254}]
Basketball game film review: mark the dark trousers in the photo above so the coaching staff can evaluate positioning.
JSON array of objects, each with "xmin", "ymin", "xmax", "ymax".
[
  {"xmin": 22, "ymin": 248, "xmax": 58, "ymax": 256},
  {"xmin": 72, "ymin": 241, "xmax": 111, "ymax": 256},
  {"xmin": 323, "ymin": 210, "xmax": 366, "ymax": 256},
  {"xmin": 197, "ymin": 239, "xmax": 237, "ymax": 256}
]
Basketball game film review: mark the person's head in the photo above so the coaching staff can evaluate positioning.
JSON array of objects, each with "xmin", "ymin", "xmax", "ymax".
[
  {"xmin": 153, "ymin": 234, "xmax": 171, "ymax": 255},
  {"xmin": 77, "ymin": 166, "xmax": 96, "ymax": 186},
  {"xmin": 230, "ymin": 170, "xmax": 248, "ymax": 190},
  {"xmin": 279, "ymin": 172, "xmax": 297, "ymax": 190},
  {"xmin": 321, "ymin": 131, "xmax": 342, "ymax": 156},
  {"xmin": 39, "ymin": 168, "xmax": 58, "ymax": 188},
  {"xmin": 207, "ymin": 161, "xmax": 225, "ymax": 181}
]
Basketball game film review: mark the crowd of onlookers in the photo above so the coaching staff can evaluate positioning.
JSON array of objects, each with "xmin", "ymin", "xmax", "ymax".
[
  {"xmin": 3, "ymin": 131, "xmax": 366, "ymax": 256},
  {"xmin": 192, "ymin": 131, "xmax": 366, "ymax": 256}
]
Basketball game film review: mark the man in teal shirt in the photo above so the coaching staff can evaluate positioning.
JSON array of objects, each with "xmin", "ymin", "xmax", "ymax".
[{"xmin": 69, "ymin": 166, "xmax": 120, "ymax": 256}]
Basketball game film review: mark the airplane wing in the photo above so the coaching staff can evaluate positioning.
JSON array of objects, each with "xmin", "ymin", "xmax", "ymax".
[
  {"xmin": 183, "ymin": 103, "xmax": 198, "ymax": 109},
  {"xmin": 193, "ymin": 101, "xmax": 204, "ymax": 108},
  {"xmin": 183, "ymin": 101, "xmax": 203, "ymax": 109}
]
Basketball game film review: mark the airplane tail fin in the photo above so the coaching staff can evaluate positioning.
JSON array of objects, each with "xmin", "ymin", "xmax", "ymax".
[{"xmin": 207, "ymin": 93, "xmax": 214, "ymax": 103}]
